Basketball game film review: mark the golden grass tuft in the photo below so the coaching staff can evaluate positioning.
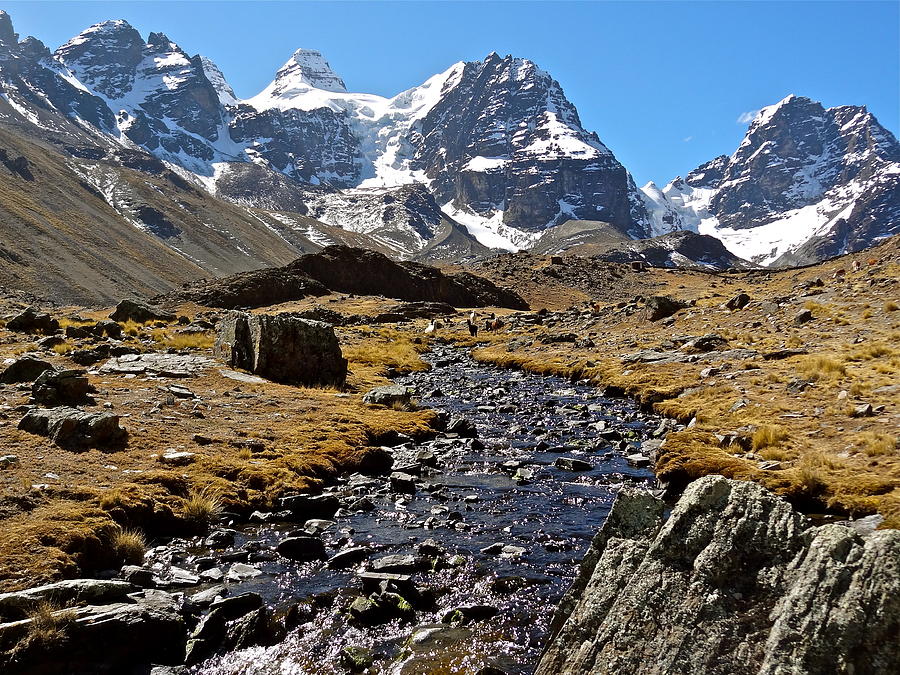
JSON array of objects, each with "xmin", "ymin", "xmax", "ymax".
[
  {"xmin": 50, "ymin": 343, "xmax": 74, "ymax": 355},
  {"xmin": 112, "ymin": 528, "xmax": 146, "ymax": 565},
  {"xmin": 799, "ymin": 355, "xmax": 846, "ymax": 381},
  {"xmin": 98, "ymin": 488, "xmax": 127, "ymax": 510},
  {"xmin": 344, "ymin": 327, "xmax": 429, "ymax": 375},
  {"xmin": 885, "ymin": 300, "xmax": 899, "ymax": 312},
  {"xmin": 182, "ymin": 486, "xmax": 222, "ymax": 526},
  {"xmin": 18, "ymin": 601, "xmax": 77, "ymax": 651},
  {"xmin": 150, "ymin": 329, "xmax": 214, "ymax": 350},
  {"xmin": 855, "ymin": 432, "xmax": 897, "ymax": 457},
  {"xmin": 752, "ymin": 425, "xmax": 789, "ymax": 451}
]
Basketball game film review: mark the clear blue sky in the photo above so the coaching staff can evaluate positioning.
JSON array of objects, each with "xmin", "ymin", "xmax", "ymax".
[{"xmin": 5, "ymin": 1, "xmax": 898, "ymax": 185}]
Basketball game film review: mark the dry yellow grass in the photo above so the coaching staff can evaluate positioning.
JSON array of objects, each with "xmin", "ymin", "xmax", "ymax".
[
  {"xmin": 112, "ymin": 528, "xmax": 146, "ymax": 565},
  {"xmin": 182, "ymin": 487, "xmax": 223, "ymax": 526},
  {"xmin": 856, "ymin": 432, "xmax": 897, "ymax": 457},
  {"xmin": 752, "ymin": 425, "xmax": 789, "ymax": 451},
  {"xmin": 343, "ymin": 327, "xmax": 430, "ymax": 375},
  {"xmin": 799, "ymin": 355, "xmax": 846, "ymax": 381}
]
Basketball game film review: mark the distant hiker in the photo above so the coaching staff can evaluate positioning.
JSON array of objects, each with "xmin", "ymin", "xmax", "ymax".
[
  {"xmin": 469, "ymin": 310, "xmax": 476, "ymax": 324},
  {"xmin": 466, "ymin": 318, "xmax": 478, "ymax": 337}
]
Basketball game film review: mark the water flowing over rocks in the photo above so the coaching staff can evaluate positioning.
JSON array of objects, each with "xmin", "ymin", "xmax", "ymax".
[{"xmin": 536, "ymin": 475, "xmax": 900, "ymax": 675}]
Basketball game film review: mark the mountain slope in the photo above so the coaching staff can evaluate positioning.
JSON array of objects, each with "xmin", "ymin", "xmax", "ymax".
[{"xmin": 641, "ymin": 95, "xmax": 900, "ymax": 266}]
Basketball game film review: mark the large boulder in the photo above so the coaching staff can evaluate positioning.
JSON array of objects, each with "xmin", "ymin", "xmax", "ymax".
[
  {"xmin": 31, "ymin": 369, "xmax": 93, "ymax": 405},
  {"xmin": 643, "ymin": 296, "xmax": 687, "ymax": 321},
  {"xmin": 0, "ymin": 356, "xmax": 54, "ymax": 384},
  {"xmin": 214, "ymin": 312, "xmax": 347, "ymax": 386},
  {"xmin": 108, "ymin": 299, "xmax": 175, "ymax": 324},
  {"xmin": 0, "ymin": 587, "xmax": 186, "ymax": 674},
  {"xmin": 5, "ymin": 307, "xmax": 59, "ymax": 334},
  {"xmin": 536, "ymin": 476, "xmax": 900, "ymax": 675},
  {"xmin": 18, "ymin": 407, "xmax": 126, "ymax": 449}
]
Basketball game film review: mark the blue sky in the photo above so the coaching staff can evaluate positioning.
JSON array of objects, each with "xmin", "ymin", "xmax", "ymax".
[{"xmin": 5, "ymin": 1, "xmax": 898, "ymax": 185}]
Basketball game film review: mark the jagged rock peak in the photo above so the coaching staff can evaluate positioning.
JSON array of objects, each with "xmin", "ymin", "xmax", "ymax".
[
  {"xmin": 199, "ymin": 55, "xmax": 237, "ymax": 105},
  {"xmin": 272, "ymin": 48, "xmax": 347, "ymax": 93},
  {"xmin": 0, "ymin": 10, "xmax": 18, "ymax": 46}
]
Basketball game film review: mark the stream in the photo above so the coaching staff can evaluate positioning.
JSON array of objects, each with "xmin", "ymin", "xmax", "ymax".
[{"xmin": 189, "ymin": 345, "xmax": 663, "ymax": 674}]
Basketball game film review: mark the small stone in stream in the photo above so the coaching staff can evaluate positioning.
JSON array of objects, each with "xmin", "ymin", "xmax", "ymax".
[
  {"xmin": 417, "ymin": 539, "xmax": 446, "ymax": 557},
  {"xmin": 119, "ymin": 565, "xmax": 155, "ymax": 587},
  {"xmin": 442, "ymin": 604, "xmax": 500, "ymax": 625},
  {"xmin": 480, "ymin": 543, "xmax": 504, "ymax": 555},
  {"xmin": 446, "ymin": 416, "xmax": 477, "ymax": 437},
  {"xmin": 279, "ymin": 493, "xmax": 341, "ymax": 519},
  {"xmin": 209, "ymin": 592, "xmax": 263, "ymax": 619},
  {"xmin": 555, "ymin": 457, "xmax": 593, "ymax": 471},
  {"xmin": 349, "ymin": 497, "xmax": 376, "ymax": 512},
  {"xmin": 500, "ymin": 545, "xmax": 526, "ymax": 558},
  {"xmin": 341, "ymin": 645, "xmax": 375, "ymax": 672},
  {"xmin": 390, "ymin": 471, "xmax": 417, "ymax": 493},
  {"xmin": 513, "ymin": 467, "xmax": 534, "ymax": 483},
  {"xmin": 226, "ymin": 563, "xmax": 262, "ymax": 582},
  {"xmin": 363, "ymin": 384, "xmax": 414, "ymax": 406},
  {"xmin": 370, "ymin": 554, "xmax": 425, "ymax": 574},
  {"xmin": 190, "ymin": 585, "xmax": 227, "ymax": 608},
  {"xmin": 277, "ymin": 536, "xmax": 326, "ymax": 562},
  {"xmin": 160, "ymin": 451, "xmax": 196, "ymax": 466},
  {"xmin": 157, "ymin": 567, "xmax": 200, "ymax": 587},
  {"xmin": 0, "ymin": 355, "xmax": 54, "ymax": 383},
  {"xmin": 626, "ymin": 454, "xmax": 651, "ymax": 468},
  {"xmin": 327, "ymin": 546, "xmax": 371, "ymax": 569},
  {"xmin": 200, "ymin": 568, "xmax": 225, "ymax": 582},
  {"xmin": 464, "ymin": 494, "xmax": 480, "ymax": 503},
  {"xmin": 304, "ymin": 518, "xmax": 335, "ymax": 533},
  {"xmin": 204, "ymin": 530, "xmax": 236, "ymax": 548},
  {"xmin": 109, "ymin": 299, "xmax": 176, "ymax": 323},
  {"xmin": 415, "ymin": 449, "xmax": 439, "ymax": 467}
]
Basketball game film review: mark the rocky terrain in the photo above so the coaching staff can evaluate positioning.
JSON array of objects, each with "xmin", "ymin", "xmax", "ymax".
[
  {"xmin": 0, "ymin": 9, "xmax": 897, "ymax": 306},
  {"xmin": 537, "ymin": 476, "xmax": 899, "ymax": 674},
  {"xmin": 0, "ymin": 234, "xmax": 896, "ymax": 673}
]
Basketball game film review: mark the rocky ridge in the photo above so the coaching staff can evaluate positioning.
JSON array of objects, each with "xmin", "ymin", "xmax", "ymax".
[
  {"xmin": 641, "ymin": 95, "xmax": 900, "ymax": 266},
  {"xmin": 537, "ymin": 475, "xmax": 900, "ymax": 675}
]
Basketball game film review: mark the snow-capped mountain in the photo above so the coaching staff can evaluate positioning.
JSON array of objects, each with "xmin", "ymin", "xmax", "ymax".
[
  {"xmin": 31, "ymin": 15, "xmax": 651, "ymax": 252},
  {"xmin": 641, "ymin": 95, "xmax": 900, "ymax": 265},
  {"xmin": 0, "ymin": 8, "xmax": 896, "ymax": 281}
]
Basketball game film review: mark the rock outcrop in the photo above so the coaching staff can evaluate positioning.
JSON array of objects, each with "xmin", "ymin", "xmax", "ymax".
[
  {"xmin": 214, "ymin": 312, "xmax": 347, "ymax": 386},
  {"xmin": 537, "ymin": 476, "xmax": 900, "ymax": 675},
  {"xmin": 290, "ymin": 246, "xmax": 528, "ymax": 309},
  {"xmin": 159, "ymin": 246, "xmax": 528, "ymax": 310},
  {"xmin": 17, "ymin": 407, "xmax": 126, "ymax": 449}
]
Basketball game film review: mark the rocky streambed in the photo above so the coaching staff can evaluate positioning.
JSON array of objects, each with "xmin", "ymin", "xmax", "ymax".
[
  {"xmin": 188, "ymin": 344, "xmax": 664, "ymax": 674},
  {"xmin": 0, "ymin": 344, "xmax": 668, "ymax": 674}
]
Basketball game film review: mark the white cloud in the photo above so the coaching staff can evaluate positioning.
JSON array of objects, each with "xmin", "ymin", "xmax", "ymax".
[
  {"xmin": 682, "ymin": 136, "xmax": 693, "ymax": 142},
  {"xmin": 737, "ymin": 109, "xmax": 761, "ymax": 124}
]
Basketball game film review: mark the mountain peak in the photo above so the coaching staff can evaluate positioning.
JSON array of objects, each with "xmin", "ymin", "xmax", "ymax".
[
  {"xmin": 0, "ymin": 11, "xmax": 16, "ymax": 46},
  {"xmin": 274, "ymin": 48, "xmax": 347, "ymax": 93}
]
